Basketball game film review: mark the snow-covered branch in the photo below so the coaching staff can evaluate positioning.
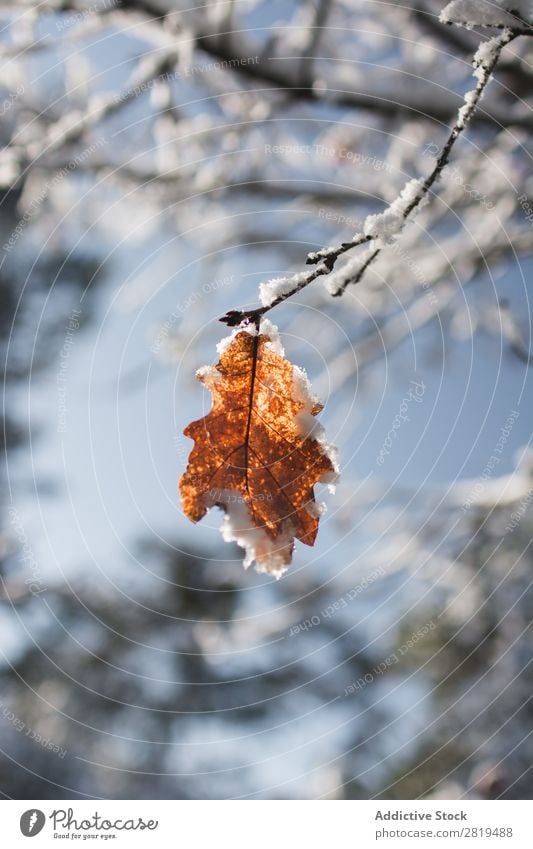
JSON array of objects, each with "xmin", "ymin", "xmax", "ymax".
[{"xmin": 221, "ymin": 25, "xmax": 519, "ymax": 325}]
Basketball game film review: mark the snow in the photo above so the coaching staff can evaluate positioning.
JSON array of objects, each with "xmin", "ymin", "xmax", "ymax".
[
  {"xmin": 215, "ymin": 316, "xmax": 284, "ymax": 356},
  {"xmin": 201, "ymin": 486, "xmax": 295, "ymax": 577},
  {"xmin": 219, "ymin": 497, "xmax": 295, "ymax": 578},
  {"xmin": 322, "ymin": 247, "xmax": 376, "ymax": 296},
  {"xmin": 457, "ymin": 88, "xmax": 479, "ymax": 129},
  {"xmin": 215, "ymin": 323, "xmax": 255, "ymax": 356},
  {"xmin": 259, "ymin": 275, "xmax": 297, "ymax": 307},
  {"xmin": 196, "ymin": 364, "xmax": 221, "ymax": 386},
  {"xmin": 474, "ymin": 37, "xmax": 504, "ymax": 71},
  {"xmin": 363, "ymin": 178, "xmax": 427, "ymax": 246},
  {"xmin": 260, "ymin": 318, "xmax": 285, "ymax": 356},
  {"xmin": 440, "ymin": 0, "xmax": 533, "ymax": 28},
  {"xmin": 259, "ymin": 269, "xmax": 318, "ymax": 308},
  {"xmin": 456, "ymin": 32, "xmax": 508, "ymax": 127},
  {"xmin": 307, "ymin": 246, "xmax": 344, "ymax": 264}
]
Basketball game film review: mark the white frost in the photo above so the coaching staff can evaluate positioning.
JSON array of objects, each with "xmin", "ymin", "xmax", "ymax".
[
  {"xmin": 363, "ymin": 178, "xmax": 428, "ymax": 246},
  {"xmin": 215, "ymin": 316, "xmax": 284, "ymax": 357},
  {"xmin": 260, "ymin": 275, "xmax": 300, "ymax": 308},
  {"xmin": 474, "ymin": 37, "xmax": 503, "ymax": 70},
  {"xmin": 260, "ymin": 318, "xmax": 285, "ymax": 356},
  {"xmin": 196, "ymin": 364, "xmax": 222, "ymax": 386},
  {"xmin": 456, "ymin": 33, "xmax": 507, "ymax": 128},
  {"xmin": 216, "ymin": 323, "xmax": 256, "ymax": 356},
  {"xmin": 292, "ymin": 365, "xmax": 340, "ymax": 492},
  {"xmin": 259, "ymin": 266, "xmax": 326, "ymax": 308},
  {"xmin": 440, "ymin": 0, "xmax": 532, "ymax": 28},
  {"xmin": 457, "ymin": 88, "xmax": 478, "ymax": 128},
  {"xmin": 220, "ymin": 498, "xmax": 295, "ymax": 578},
  {"xmin": 322, "ymin": 247, "xmax": 376, "ymax": 296}
]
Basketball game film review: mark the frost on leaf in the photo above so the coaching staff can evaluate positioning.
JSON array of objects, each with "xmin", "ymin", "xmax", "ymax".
[{"xmin": 179, "ymin": 321, "xmax": 338, "ymax": 577}]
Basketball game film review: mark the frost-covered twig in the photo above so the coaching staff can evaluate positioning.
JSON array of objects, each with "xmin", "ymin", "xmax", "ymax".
[{"xmin": 220, "ymin": 25, "xmax": 518, "ymax": 326}]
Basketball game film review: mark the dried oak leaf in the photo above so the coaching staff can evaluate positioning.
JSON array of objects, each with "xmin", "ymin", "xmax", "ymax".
[{"xmin": 180, "ymin": 321, "xmax": 338, "ymax": 577}]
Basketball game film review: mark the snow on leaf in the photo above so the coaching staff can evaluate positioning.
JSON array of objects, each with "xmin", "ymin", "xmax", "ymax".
[{"xmin": 179, "ymin": 322, "xmax": 338, "ymax": 577}]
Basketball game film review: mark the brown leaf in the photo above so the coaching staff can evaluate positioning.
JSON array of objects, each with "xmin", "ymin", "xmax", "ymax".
[{"xmin": 179, "ymin": 322, "xmax": 338, "ymax": 576}]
